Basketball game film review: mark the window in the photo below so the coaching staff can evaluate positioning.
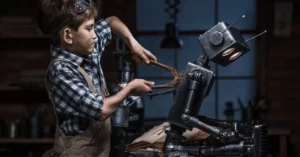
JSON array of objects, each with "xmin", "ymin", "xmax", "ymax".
[{"xmin": 137, "ymin": 0, "xmax": 257, "ymax": 121}]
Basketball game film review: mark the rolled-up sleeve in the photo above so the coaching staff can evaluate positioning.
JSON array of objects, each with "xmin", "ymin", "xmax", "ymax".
[
  {"xmin": 49, "ymin": 62, "xmax": 103, "ymax": 120},
  {"xmin": 94, "ymin": 19, "xmax": 112, "ymax": 52}
]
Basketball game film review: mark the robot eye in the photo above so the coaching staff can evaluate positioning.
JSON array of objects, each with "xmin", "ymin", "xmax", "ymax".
[{"xmin": 222, "ymin": 48, "xmax": 235, "ymax": 57}]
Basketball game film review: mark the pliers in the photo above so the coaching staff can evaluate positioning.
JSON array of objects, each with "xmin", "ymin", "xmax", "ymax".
[{"xmin": 149, "ymin": 60, "xmax": 184, "ymax": 89}]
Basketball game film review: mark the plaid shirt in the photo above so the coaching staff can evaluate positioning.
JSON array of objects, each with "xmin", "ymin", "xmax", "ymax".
[{"xmin": 46, "ymin": 19, "xmax": 112, "ymax": 135}]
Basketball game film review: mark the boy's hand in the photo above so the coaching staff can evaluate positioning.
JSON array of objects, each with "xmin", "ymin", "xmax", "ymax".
[
  {"xmin": 129, "ymin": 38, "xmax": 157, "ymax": 64},
  {"xmin": 128, "ymin": 79, "xmax": 154, "ymax": 96}
]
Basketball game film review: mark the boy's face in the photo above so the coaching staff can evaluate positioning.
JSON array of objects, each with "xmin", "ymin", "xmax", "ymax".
[{"xmin": 71, "ymin": 17, "xmax": 96, "ymax": 55}]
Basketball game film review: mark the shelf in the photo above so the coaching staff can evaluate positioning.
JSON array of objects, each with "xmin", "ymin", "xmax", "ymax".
[
  {"xmin": 0, "ymin": 84, "xmax": 46, "ymax": 92},
  {"xmin": 268, "ymin": 125, "xmax": 290, "ymax": 136},
  {"xmin": 0, "ymin": 87, "xmax": 46, "ymax": 92},
  {"xmin": 0, "ymin": 138, "xmax": 54, "ymax": 144},
  {"xmin": 0, "ymin": 22, "xmax": 48, "ymax": 39},
  {"xmin": 0, "ymin": 36, "xmax": 48, "ymax": 40}
]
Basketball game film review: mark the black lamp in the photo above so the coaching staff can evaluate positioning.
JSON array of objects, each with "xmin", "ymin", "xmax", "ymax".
[
  {"xmin": 161, "ymin": 0, "xmax": 183, "ymax": 49},
  {"xmin": 161, "ymin": 23, "xmax": 183, "ymax": 48}
]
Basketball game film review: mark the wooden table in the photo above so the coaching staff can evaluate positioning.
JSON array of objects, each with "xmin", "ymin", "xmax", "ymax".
[{"xmin": 268, "ymin": 126, "xmax": 290, "ymax": 157}]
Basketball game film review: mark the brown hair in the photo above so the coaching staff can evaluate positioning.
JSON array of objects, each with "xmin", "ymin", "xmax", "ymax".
[{"xmin": 37, "ymin": 0, "xmax": 98, "ymax": 46}]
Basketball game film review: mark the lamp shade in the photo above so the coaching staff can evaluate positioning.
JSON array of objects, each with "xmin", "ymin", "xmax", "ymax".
[{"xmin": 160, "ymin": 23, "xmax": 183, "ymax": 49}]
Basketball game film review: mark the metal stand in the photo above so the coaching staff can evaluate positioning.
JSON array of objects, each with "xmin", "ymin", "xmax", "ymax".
[{"xmin": 110, "ymin": 38, "xmax": 146, "ymax": 157}]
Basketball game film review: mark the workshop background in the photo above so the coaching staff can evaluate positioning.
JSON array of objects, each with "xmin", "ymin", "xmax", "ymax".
[{"xmin": 0, "ymin": 0, "xmax": 298, "ymax": 157}]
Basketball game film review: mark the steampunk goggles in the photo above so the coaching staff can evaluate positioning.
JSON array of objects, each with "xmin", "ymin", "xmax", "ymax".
[{"xmin": 70, "ymin": 0, "xmax": 93, "ymax": 18}]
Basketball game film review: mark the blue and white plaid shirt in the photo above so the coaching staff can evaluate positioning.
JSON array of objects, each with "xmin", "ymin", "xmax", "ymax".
[{"xmin": 46, "ymin": 19, "xmax": 112, "ymax": 135}]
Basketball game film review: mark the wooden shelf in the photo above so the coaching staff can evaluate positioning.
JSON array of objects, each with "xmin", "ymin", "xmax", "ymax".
[
  {"xmin": 268, "ymin": 125, "xmax": 290, "ymax": 136},
  {"xmin": 0, "ymin": 84, "xmax": 46, "ymax": 91},
  {"xmin": 0, "ymin": 35, "xmax": 48, "ymax": 39},
  {"xmin": 0, "ymin": 87, "xmax": 46, "ymax": 92},
  {"xmin": 0, "ymin": 138, "xmax": 54, "ymax": 144}
]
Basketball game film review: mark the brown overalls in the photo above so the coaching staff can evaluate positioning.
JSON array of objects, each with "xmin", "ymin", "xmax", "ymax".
[{"xmin": 42, "ymin": 58, "xmax": 111, "ymax": 157}]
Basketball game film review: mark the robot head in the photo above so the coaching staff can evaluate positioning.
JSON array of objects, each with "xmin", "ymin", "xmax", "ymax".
[{"xmin": 198, "ymin": 21, "xmax": 250, "ymax": 67}]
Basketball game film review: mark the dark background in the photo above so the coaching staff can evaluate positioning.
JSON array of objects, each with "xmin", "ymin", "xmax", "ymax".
[{"xmin": 0, "ymin": 0, "xmax": 298, "ymax": 157}]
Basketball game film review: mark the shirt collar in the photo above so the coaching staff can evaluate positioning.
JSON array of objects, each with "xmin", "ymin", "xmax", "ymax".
[{"xmin": 50, "ymin": 45, "xmax": 91, "ymax": 67}]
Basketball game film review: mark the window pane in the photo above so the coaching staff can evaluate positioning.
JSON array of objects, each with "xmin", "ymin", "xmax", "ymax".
[
  {"xmin": 137, "ymin": 0, "xmax": 167, "ymax": 31},
  {"xmin": 137, "ymin": 36, "xmax": 175, "ymax": 77},
  {"xmin": 177, "ymin": 35, "xmax": 216, "ymax": 72},
  {"xmin": 217, "ymin": 34, "xmax": 256, "ymax": 77},
  {"xmin": 144, "ymin": 79, "xmax": 175, "ymax": 119},
  {"xmin": 218, "ymin": 79, "xmax": 256, "ymax": 121},
  {"xmin": 178, "ymin": 0, "xmax": 215, "ymax": 30},
  {"xmin": 218, "ymin": 0, "xmax": 257, "ymax": 30},
  {"xmin": 137, "ymin": 0, "xmax": 215, "ymax": 31}
]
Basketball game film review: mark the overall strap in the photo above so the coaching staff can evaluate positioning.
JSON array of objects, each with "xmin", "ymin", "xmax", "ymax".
[
  {"xmin": 76, "ymin": 61, "xmax": 110, "ymax": 96},
  {"xmin": 76, "ymin": 65, "xmax": 97, "ymax": 94},
  {"xmin": 45, "ymin": 58, "xmax": 101, "ymax": 148}
]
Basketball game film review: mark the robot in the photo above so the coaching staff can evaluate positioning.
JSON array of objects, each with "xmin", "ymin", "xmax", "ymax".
[{"xmin": 148, "ymin": 17, "xmax": 268, "ymax": 157}]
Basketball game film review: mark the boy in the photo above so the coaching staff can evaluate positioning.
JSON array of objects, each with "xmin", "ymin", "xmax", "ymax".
[{"xmin": 37, "ymin": 0, "xmax": 157, "ymax": 156}]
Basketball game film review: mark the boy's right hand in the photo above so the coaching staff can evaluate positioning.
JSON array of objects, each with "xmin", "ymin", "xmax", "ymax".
[{"xmin": 128, "ymin": 79, "xmax": 154, "ymax": 96}]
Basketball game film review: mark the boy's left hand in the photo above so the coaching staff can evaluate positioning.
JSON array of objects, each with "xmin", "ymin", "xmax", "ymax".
[{"xmin": 129, "ymin": 38, "xmax": 157, "ymax": 64}]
